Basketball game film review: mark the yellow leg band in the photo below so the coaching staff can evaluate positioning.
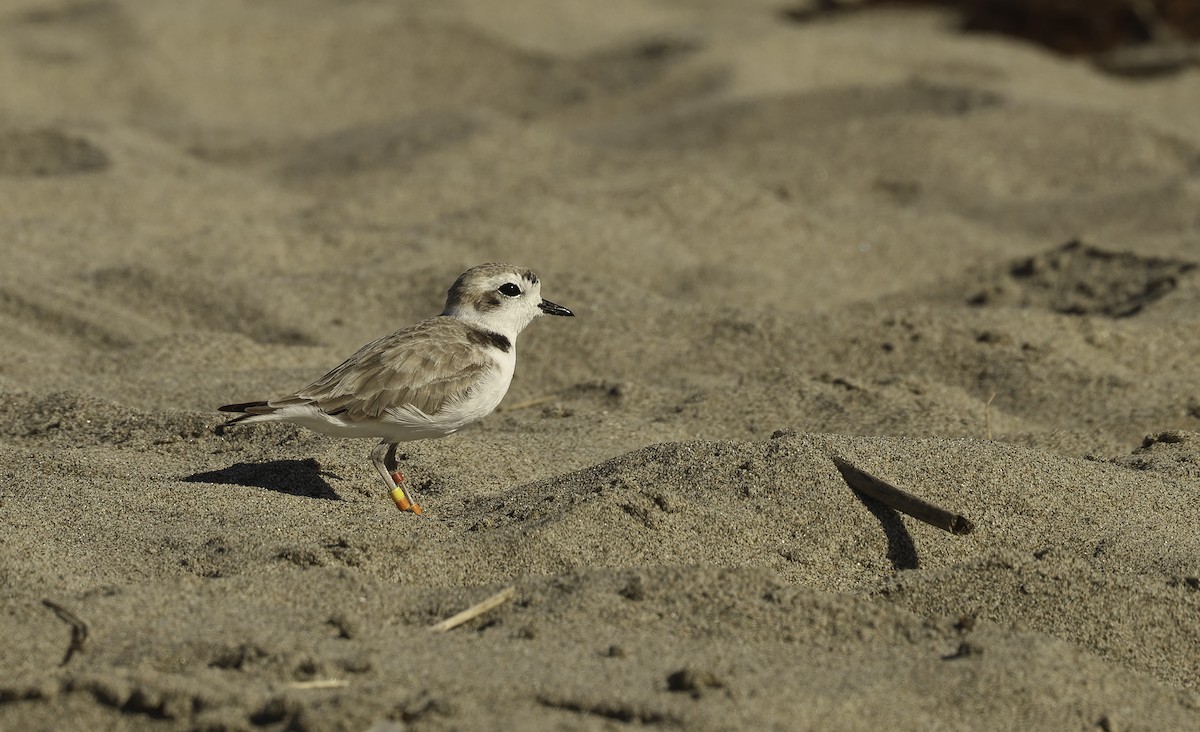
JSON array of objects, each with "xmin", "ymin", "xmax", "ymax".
[{"xmin": 391, "ymin": 487, "xmax": 422, "ymax": 515}]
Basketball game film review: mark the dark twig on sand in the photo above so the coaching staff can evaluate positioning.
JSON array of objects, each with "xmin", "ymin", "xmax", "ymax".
[
  {"xmin": 42, "ymin": 599, "xmax": 90, "ymax": 666},
  {"xmin": 832, "ymin": 457, "xmax": 975, "ymax": 535},
  {"xmin": 429, "ymin": 586, "xmax": 516, "ymax": 633}
]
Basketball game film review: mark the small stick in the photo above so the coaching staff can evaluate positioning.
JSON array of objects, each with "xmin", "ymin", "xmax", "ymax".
[
  {"xmin": 832, "ymin": 456, "xmax": 975, "ymax": 535},
  {"xmin": 984, "ymin": 392, "xmax": 996, "ymax": 440},
  {"xmin": 429, "ymin": 586, "xmax": 516, "ymax": 633},
  {"xmin": 285, "ymin": 679, "xmax": 350, "ymax": 690},
  {"xmin": 42, "ymin": 599, "xmax": 89, "ymax": 666}
]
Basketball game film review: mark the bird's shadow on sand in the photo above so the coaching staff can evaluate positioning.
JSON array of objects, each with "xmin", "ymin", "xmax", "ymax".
[{"xmin": 184, "ymin": 458, "xmax": 345, "ymax": 501}]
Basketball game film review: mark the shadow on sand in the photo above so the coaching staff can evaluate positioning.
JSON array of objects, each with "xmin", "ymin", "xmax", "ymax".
[{"xmin": 184, "ymin": 458, "xmax": 344, "ymax": 501}]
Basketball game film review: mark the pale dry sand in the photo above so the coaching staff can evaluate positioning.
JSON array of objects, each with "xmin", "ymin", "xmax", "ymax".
[{"xmin": 2, "ymin": 1, "xmax": 1200, "ymax": 730}]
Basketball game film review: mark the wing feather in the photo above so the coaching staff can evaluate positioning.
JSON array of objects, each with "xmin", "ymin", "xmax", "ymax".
[{"xmin": 273, "ymin": 318, "xmax": 494, "ymax": 421}]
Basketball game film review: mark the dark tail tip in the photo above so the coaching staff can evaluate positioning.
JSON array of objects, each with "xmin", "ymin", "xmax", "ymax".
[
  {"xmin": 216, "ymin": 401, "xmax": 270, "ymax": 435},
  {"xmin": 218, "ymin": 401, "xmax": 269, "ymax": 414}
]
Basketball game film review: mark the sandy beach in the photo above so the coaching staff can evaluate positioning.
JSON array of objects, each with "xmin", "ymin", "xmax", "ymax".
[{"xmin": 2, "ymin": 1, "xmax": 1199, "ymax": 729}]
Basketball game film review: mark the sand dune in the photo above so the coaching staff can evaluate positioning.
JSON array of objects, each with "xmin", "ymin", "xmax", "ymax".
[{"xmin": 2, "ymin": 1, "xmax": 1199, "ymax": 729}]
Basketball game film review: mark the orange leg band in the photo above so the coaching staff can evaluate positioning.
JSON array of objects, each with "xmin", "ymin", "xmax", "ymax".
[{"xmin": 389, "ymin": 471, "xmax": 422, "ymax": 514}]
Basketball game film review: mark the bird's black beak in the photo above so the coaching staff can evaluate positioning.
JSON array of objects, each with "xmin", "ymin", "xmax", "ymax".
[{"xmin": 539, "ymin": 299, "xmax": 574, "ymax": 317}]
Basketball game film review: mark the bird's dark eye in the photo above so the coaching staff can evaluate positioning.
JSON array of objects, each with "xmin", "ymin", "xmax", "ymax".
[{"xmin": 498, "ymin": 283, "xmax": 521, "ymax": 297}]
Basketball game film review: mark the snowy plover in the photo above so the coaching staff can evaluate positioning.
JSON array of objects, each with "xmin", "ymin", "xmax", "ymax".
[{"xmin": 219, "ymin": 263, "xmax": 574, "ymax": 514}]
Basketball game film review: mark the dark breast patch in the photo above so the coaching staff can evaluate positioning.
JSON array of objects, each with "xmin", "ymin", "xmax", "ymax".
[{"xmin": 465, "ymin": 327, "xmax": 512, "ymax": 353}]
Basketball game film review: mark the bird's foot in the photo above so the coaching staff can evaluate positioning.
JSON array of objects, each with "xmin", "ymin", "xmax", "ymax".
[{"xmin": 389, "ymin": 471, "xmax": 422, "ymax": 514}]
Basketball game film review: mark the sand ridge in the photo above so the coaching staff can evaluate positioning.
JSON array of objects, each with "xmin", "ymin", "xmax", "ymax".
[{"xmin": 2, "ymin": 1, "xmax": 1199, "ymax": 729}]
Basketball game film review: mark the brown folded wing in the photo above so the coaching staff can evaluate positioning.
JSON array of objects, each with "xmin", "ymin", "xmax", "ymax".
[{"xmin": 273, "ymin": 318, "xmax": 494, "ymax": 420}]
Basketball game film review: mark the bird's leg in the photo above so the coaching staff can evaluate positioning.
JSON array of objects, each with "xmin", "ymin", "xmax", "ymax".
[
  {"xmin": 383, "ymin": 442, "xmax": 404, "ymax": 485},
  {"xmin": 370, "ymin": 441, "xmax": 422, "ymax": 515}
]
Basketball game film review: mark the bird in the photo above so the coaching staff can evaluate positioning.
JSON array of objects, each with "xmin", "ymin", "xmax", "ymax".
[{"xmin": 218, "ymin": 263, "xmax": 574, "ymax": 514}]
